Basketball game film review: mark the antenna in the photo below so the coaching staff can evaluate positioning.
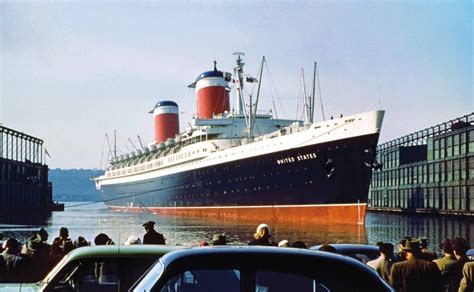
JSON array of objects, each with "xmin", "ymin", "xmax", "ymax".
[
  {"xmin": 114, "ymin": 130, "xmax": 117, "ymax": 159},
  {"xmin": 232, "ymin": 52, "xmax": 245, "ymax": 60}
]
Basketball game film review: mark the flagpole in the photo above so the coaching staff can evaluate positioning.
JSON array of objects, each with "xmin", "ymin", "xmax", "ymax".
[{"xmin": 44, "ymin": 148, "xmax": 51, "ymax": 164}]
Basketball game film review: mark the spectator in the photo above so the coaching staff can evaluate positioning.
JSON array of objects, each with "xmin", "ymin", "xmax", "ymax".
[
  {"xmin": 248, "ymin": 223, "xmax": 274, "ymax": 246},
  {"xmin": 124, "ymin": 235, "xmax": 142, "ymax": 245},
  {"xmin": 1, "ymin": 238, "xmax": 28, "ymax": 282},
  {"xmin": 434, "ymin": 239, "xmax": 456, "ymax": 272},
  {"xmin": 419, "ymin": 237, "xmax": 437, "ymax": 261},
  {"xmin": 94, "ymin": 233, "xmax": 114, "ymax": 246},
  {"xmin": 212, "ymin": 234, "xmax": 227, "ymax": 246},
  {"xmin": 367, "ymin": 242, "xmax": 395, "ymax": 283},
  {"xmin": 74, "ymin": 236, "xmax": 90, "ymax": 248},
  {"xmin": 459, "ymin": 262, "xmax": 474, "ymax": 292},
  {"xmin": 389, "ymin": 240, "xmax": 443, "ymax": 292},
  {"xmin": 291, "ymin": 241, "xmax": 307, "ymax": 249},
  {"xmin": 278, "ymin": 240, "xmax": 290, "ymax": 247},
  {"xmin": 142, "ymin": 221, "xmax": 166, "ymax": 244},
  {"xmin": 23, "ymin": 228, "xmax": 52, "ymax": 282},
  {"xmin": 443, "ymin": 237, "xmax": 470, "ymax": 292},
  {"xmin": 397, "ymin": 239, "xmax": 407, "ymax": 261},
  {"xmin": 198, "ymin": 240, "xmax": 209, "ymax": 247},
  {"xmin": 50, "ymin": 227, "xmax": 74, "ymax": 266},
  {"xmin": 318, "ymin": 244, "xmax": 337, "ymax": 253}
]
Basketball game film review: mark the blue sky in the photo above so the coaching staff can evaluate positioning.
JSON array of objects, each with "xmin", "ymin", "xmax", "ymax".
[{"xmin": 1, "ymin": 1, "xmax": 472, "ymax": 169}]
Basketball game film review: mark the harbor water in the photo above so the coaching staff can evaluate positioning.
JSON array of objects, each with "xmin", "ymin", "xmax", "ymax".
[{"xmin": 0, "ymin": 202, "xmax": 473, "ymax": 254}]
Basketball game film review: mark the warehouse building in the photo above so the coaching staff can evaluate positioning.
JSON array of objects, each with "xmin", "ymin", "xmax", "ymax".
[{"xmin": 369, "ymin": 113, "xmax": 474, "ymax": 216}]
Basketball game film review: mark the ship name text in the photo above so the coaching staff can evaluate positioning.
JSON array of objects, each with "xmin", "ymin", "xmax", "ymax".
[{"xmin": 277, "ymin": 153, "xmax": 317, "ymax": 165}]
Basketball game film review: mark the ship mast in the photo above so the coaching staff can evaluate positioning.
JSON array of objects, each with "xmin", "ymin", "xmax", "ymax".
[
  {"xmin": 301, "ymin": 67, "xmax": 310, "ymax": 124},
  {"xmin": 232, "ymin": 52, "xmax": 261, "ymax": 138},
  {"xmin": 233, "ymin": 52, "xmax": 246, "ymax": 117},
  {"xmin": 250, "ymin": 56, "xmax": 265, "ymax": 138},
  {"xmin": 315, "ymin": 62, "xmax": 326, "ymax": 121},
  {"xmin": 310, "ymin": 62, "xmax": 317, "ymax": 123},
  {"xmin": 302, "ymin": 62, "xmax": 320, "ymax": 124}
]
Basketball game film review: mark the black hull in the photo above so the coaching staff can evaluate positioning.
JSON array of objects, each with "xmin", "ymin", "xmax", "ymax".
[{"xmin": 99, "ymin": 133, "xmax": 379, "ymax": 208}]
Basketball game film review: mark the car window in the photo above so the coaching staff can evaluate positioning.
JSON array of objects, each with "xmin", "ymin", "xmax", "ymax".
[
  {"xmin": 256, "ymin": 271, "xmax": 330, "ymax": 292},
  {"xmin": 46, "ymin": 257, "xmax": 157, "ymax": 292},
  {"xmin": 352, "ymin": 253, "xmax": 370, "ymax": 263},
  {"xmin": 160, "ymin": 269, "xmax": 240, "ymax": 292}
]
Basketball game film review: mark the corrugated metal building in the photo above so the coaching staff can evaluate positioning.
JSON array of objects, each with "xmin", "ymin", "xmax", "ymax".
[{"xmin": 369, "ymin": 113, "xmax": 474, "ymax": 216}]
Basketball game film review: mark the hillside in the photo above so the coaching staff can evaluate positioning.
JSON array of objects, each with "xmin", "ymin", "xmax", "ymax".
[{"xmin": 49, "ymin": 168, "xmax": 104, "ymax": 201}]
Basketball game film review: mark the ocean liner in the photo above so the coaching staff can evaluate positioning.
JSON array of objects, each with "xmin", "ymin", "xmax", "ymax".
[{"xmin": 95, "ymin": 54, "xmax": 385, "ymax": 224}]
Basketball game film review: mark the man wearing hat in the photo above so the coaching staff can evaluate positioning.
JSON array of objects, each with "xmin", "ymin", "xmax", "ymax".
[
  {"xmin": 142, "ymin": 221, "xmax": 166, "ymax": 245},
  {"xmin": 390, "ymin": 240, "xmax": 443, "ymax": 292},
  {"xmin": 419, "ymin": 237, "xmax": 437, "ymax": 261},
  {"xmin": 22, "ymin": 228, "xmax": 52, "ymax": 282}
]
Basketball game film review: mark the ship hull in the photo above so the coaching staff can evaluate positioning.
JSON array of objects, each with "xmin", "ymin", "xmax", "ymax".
[
  {"xmin": 109, "ymin": 203, "xmax": 367, "ymax": 224},
  {"xmin": 98, "ymin": 133, "xmax": 379, "ymax": 224}
]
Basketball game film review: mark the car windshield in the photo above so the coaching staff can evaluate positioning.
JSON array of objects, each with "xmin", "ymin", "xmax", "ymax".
[
  {"xmin": 158, "ymin": 269, "xmax": 336, "ymax": 292},
  {"xmin": 131, "ymin": 260, "xmax": 165, "ymax": 292},
  {"xmin": 160, "ymin": 269, "xmax": 240, "ymax": 292},
  {"xmin": 42, "ymin": 253, "xmax": 72, "ymax": 285},
  {"xmin": 256, "ymin": 271, "xmax": 330, "ymax": 292}
]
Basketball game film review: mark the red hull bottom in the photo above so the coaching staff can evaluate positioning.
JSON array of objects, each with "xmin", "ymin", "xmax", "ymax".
[{"xmin": 109, "ymin": 203, "xmax": 367, "ymax": 225}]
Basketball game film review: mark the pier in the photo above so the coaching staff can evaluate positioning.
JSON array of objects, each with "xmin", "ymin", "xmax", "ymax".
[
  {"xmin": 369, "ymin": 113, "xmax": 474, "ymax": 216},
  {"xmin": 0, "ymin": 125, "xmax": 53, "ymax": 212}
]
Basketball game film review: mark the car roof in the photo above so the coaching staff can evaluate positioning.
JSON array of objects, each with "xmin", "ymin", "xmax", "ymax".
[
  {"xmin": 63, "ymin": 245, "xmax": 185, "ymax": 261},
  {"xmin": 160, "ymin": 246, "xmax": 377, "ymax": 274},
  {"xmin": 310, "ymin": 243, "xmax": 380, "ymax": 252},
  {"xmin": 136, "ymin": 246, "xmax": 392, "ymax": 291},
  {"xmin": 44, "ymin": 245, "xmax": 186, "ymax": 284}
]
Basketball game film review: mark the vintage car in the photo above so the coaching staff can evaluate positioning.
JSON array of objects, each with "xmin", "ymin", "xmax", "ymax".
[
  {"xmin": 131, "ymin": 246, "xmax": 393, "ymax": 291},
  {"xmin": 310, "ymin": 243, "xmax": 381, "ymax": 264},
  {"xmin": 0, "ymin": 245, "xmax": 185, "ymax": 292}
]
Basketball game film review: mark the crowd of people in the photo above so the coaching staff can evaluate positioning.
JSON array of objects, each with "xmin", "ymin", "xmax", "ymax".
[{"xmin": 0, "ymin": 222, "xmax": 473, "ymax": 292}]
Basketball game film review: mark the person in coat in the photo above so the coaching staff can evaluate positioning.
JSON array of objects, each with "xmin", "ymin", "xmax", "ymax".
[
  {"xmin": 434, "ymin": 239, "xmax": 456, "ymax": 272},
  {"xmin": 248, "ymin": 223, "xmax": 274, "ymax": 246},
  {"xmin": 442, "ymin": 237, "xmax": 470, "ymax": 292},
  {"xmin": 459, "ymin": 262, "xmax": 474, "ymax": 292},
  {"xmin": 142, "ymin": 221, "xmax": 166, "ymax": 244},
  {"xmin": 389, "ymin": 240, "xmax": 443, "ymax": 292},
  {"xmin": 367, "ymin": 242, "xmax": 396, "ymax": 283}
]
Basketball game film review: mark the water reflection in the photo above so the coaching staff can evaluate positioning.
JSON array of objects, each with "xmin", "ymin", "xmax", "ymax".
[
  {"xmin": 365, "ymin": 212, "xmax": 474, "ymax": 252},
  {"xmin": 0, "ymin": 202, "xmax": 472, "ymax": 255},
  {"xmin": 0, "ymin": 211, "xmax": 50, "ymax": 226}
]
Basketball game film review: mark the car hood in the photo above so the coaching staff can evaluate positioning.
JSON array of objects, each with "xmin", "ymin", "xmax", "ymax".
[{"xmin": 0, "ymin": 283, "xmax": 40, "ymax": 292}]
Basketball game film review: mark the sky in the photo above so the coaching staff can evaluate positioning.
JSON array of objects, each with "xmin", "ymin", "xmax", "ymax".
[{"xmin": 1, "ymin": 1, "xmax": 472, "ymax": 169}]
